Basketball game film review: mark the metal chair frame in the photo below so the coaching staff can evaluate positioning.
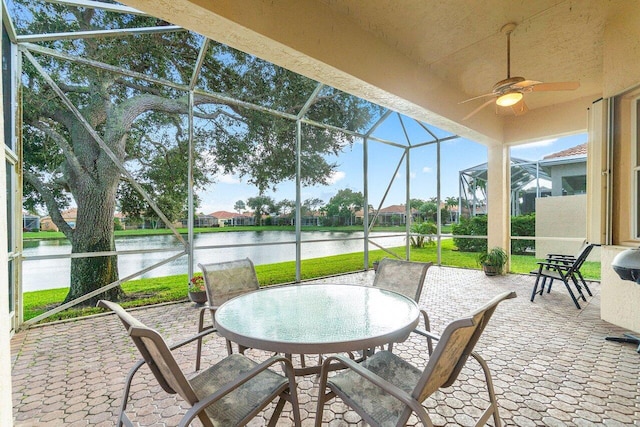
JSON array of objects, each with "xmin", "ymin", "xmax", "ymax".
[
  {"xmin": 531, "ymin": 243, "xmax": 598, "ymax": 309},
  {"xmin": 315, "ymin": 291, "xmax": 516, "ymax": 427},
  {"xmin": 372, "ymin": 258, "xmax": 433, "ymax": 353},
  {"xmin": 97, "ymin": 300, "xmax": 301, "ymax": 427}
]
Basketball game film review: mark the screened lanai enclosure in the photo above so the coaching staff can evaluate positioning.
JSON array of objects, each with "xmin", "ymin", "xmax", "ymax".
[
  {"xmin": 459, "ymin": 157, "xmax": 552, "ymax": 218},
  {"xmin": 4, "ymin": 0, "xmax": 488, "ymax": 330}
]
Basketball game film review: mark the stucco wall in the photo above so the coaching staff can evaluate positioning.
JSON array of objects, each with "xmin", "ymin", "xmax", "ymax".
[
  {"xmin": 536, "ymin": 195, "xmax": 591, "ymax": 258},
  {"xmin": 601, "ymin": 246, "xmax": 640, "ymax": 333}
]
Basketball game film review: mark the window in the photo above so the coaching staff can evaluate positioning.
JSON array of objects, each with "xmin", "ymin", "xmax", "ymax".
[{"xmin": 561, "ymin": 175, "xmax": 587, "ymax": 195}]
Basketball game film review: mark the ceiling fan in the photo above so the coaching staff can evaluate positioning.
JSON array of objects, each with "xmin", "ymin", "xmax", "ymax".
[{"xmin": 461, "ymin": 23, "xmax": 580, "ymax": 120}]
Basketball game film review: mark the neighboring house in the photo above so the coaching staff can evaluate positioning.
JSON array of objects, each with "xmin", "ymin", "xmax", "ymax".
[
  {"xmin": 210, "ymin": 211, "xmax": 255, "ymax": 226},
  {"xmin": 194, "ymin": 214, "xmax": 218, "ymax": 228},
  {"xmin": 459, "ymin": 144, "xmax": 586, "ymax": 217},
  {"xmin": 539, "ymin": 143, "xmax": 587, "ymax": 197},
  {"xmin": 22, "ymin": 213, "xmax": 40, "ymax": 232},
  {"xmin": 375, "ymin": 204, "xmax": 419, "ymax": 226},
  {"xmin": 40, "ymin": 208, "xmax": 77, "ymax": 231},
  {"xmin": 534, "ymin": 143, "xmax": 592, "ymax": 260},
  {"xmin": 294, "ymin": 211, "xmax": 323, "ymax": 226}
]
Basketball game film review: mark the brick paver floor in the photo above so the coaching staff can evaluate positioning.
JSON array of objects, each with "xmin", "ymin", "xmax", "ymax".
[{"xmin": 11, "ymin": 266, "xmax": 640, "ymax": 426}]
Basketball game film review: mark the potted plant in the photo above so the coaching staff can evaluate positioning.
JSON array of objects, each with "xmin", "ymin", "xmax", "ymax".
[
  {"xmin": 477, "ymin": 247, "xmax": 508, "ymax": 276},
  {"xmin": 188, "ymin": 275, "xmax": 207, "ymax": 305}
]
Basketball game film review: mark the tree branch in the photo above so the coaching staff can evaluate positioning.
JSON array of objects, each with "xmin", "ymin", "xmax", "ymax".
[
  {"xmin": 57, "ymin": 82, "xmax": 91, "ymax": 94},
  {"xmin": 32, "ymin": 121, "xmax": 85, "ymax": 179},
  {"xmin": 23, "ymin": 170, "xmax": 74, "ymax": 240},
  {"xmin": 114, "ymin": 78, "xmax": 164, "ymax": 97}
]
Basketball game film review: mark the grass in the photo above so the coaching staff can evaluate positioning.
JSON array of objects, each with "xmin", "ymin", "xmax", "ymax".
[{"xmin": 22, "ymin": 237, "xmax": 600, "ymax": 324}]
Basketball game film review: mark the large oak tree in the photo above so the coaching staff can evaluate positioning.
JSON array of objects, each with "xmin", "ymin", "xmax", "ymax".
[{"xmin": 18, "ymin": 2, "xmax": 377, "ymax": 305}]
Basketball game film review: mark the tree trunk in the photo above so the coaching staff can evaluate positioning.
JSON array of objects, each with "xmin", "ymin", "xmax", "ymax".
[{"xmin": 63, "ymin": 178, "xmax": 123, "ymax": 306}]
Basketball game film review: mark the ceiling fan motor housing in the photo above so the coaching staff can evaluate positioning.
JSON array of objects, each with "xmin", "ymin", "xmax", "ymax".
[{"xmin": 493, "ymin": 76, "xmax": 525, "ymax": 94}]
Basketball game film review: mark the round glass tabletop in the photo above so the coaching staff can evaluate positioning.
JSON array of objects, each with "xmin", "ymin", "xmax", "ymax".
[{"xmin": 214, "ymin": 283, "xmax": 420, "ymax": 354}]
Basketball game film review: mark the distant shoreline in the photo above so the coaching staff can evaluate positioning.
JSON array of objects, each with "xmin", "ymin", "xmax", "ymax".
[{"xmin": 23, "ymin": 224, "xmax": 452, "ymax": 241}]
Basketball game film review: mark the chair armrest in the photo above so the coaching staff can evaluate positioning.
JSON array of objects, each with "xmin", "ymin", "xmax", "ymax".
[
  {"xmin": 178, "ymin": 355, "xmax": 296, "ymax": 427},
  {"xmin": 319, "ymin": 354, "xmax": 429, "ymax": 419},
  {"xmin": 197, "ymin": 306, "xmax": 217, "ymax": 333},
  {"xmin": 412, "ymin": 327, "xmax": 441, "ymax": 342},
  {"xmin": 536, "ymin": 261, "xmax": 571, "ymax": 271},
  {"xmin": 546, "ymin": 253, "xmax": 574, "ymax": 259},
  {"xmin": 168, "ymin": 327, "xmax": 218, "ymax": 351},
  {"xmin": 545, "ymin": 256, "xmax": 574, "ymax": 262}
]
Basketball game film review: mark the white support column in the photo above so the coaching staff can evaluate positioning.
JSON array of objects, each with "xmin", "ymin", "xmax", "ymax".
[{"xmin": 487, "ymin": 144, "xmax": 511, "ymax": 258}]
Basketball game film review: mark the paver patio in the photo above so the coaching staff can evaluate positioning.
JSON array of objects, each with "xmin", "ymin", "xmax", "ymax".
[{"xmin": 10, "ymin": 266, "xmax": 640, "ymax": 426}]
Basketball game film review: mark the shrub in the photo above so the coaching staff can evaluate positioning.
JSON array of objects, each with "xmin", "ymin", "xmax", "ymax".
[
  {"xmin": 511, "ymin": 213, "xmax": 535, "ymax": 254},
  {"xmin": 410, "ymin": 221, "xmax": 437, "ymax": 248},
  {"xmin": 452, "ymin": 216, "xmax": 487, "ymax": 252},
  {"xmin": 453, "ymin": 214, "xmax": 536, "ymax": 254}
]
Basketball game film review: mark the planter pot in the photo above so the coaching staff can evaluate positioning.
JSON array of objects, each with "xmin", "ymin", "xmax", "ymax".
[
  {"xmin": 482, "ymin": 264, "xmax": 500, "ymax": 276},
  {"xmin": 188, "ymin": 291, "xmax": 207, "ymax": 305}
]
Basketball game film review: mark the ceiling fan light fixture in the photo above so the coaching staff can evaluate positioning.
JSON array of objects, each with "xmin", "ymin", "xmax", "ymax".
[{"xmin": 496, "ymin": 91, "xmax": 523, "ymax": 107}]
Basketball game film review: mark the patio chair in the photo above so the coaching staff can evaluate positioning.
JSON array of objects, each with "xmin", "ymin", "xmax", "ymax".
[
  {"xmin": 195, "ymin": 258, "xmax": 260, "ymax": 370},
  {"xmin": 530, "ymin": 243, "xmax": 598, "ymax": 309},
  {"xmin": 372, "ymin": 258, "xmax": 434, "ymax": 353},
  {"xmin": 315, "ymin": 291, "xmax": 516, "ymax": 427},
  {"xmin": 543, "ymin": 241, "xmax": 600, "ymax": 291},
  {"xmin": 97, "ymin": 300, "xmax": 301, "ymax": 427}
]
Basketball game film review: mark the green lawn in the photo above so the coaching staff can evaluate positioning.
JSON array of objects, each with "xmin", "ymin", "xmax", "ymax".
[{"xmin": 22, "ymin": 237, "xmax": 600, "ymax": 324}]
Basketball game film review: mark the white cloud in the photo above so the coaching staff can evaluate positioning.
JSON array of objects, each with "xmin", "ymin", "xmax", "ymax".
[
  {"xmin": 216, "ymin": 174, "xmax": 241, "ymax": 184},
  {"xmin": 410, "ymin": 171, "xmax": 417, "ymax": 179},
  {"xmin": 328, "ymin": 170, "xmax": 346, "ymax": 184},
  {"xmin": 422, "ymin": 166, "xmax": 432, "ymax": 173},
  {"xmin": 511, "ymin": 138, "xmax": 558, "ymax": 151}
]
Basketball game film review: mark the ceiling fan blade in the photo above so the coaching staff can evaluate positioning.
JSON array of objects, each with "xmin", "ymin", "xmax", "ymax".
[
  {"xmin": 512, "ymin": 80, "xmax": 542, "ymax": 89},
  {"xmin": 463, "ymin": 98, "xmax": 495, "ymax": 120},
  {"xmin": 532, "ymin": 81, "xmax": 580, "ymax": 91},
  {"xmin": 460, "ymin": 92, "xmax": 496, "ymax": 104},
  {"xmin": 511, "ymin": 99, "xmax": 528, "ymax": 116}
]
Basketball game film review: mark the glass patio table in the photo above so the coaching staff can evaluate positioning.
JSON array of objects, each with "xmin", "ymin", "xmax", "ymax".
[{"xmin": 214, "ymin": 283, "xmax": 420, "ymax": 375}]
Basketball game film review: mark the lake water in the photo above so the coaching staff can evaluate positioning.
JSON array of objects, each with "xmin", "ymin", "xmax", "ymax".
[{"xmin": 22, "ymin": 231, "xmax": 406, "ymax": 292}]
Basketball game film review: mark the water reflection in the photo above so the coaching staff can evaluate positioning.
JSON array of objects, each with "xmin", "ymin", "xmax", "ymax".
[{"xmin": 22, "ymin": 231, "xmax": 405, "ymax": 291}]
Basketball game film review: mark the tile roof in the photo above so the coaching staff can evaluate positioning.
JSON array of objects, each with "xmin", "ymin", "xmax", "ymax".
[{"xmin": 543, "ymin": 143, "xmax": 587, "ymax": 160}]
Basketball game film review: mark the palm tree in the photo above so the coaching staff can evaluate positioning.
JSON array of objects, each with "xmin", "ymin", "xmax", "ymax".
[{"xmin": 445, "ymin": 196, "xmax": 459, "ymax": 223}]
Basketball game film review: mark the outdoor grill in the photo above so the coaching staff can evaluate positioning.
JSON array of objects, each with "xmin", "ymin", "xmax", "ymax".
[{"xmin": 606, "ymin": 248, "xmax": 640, "ymax": 353}]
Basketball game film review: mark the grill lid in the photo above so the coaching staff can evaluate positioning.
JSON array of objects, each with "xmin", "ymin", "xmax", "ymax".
[{"xmin": 611, "ymin": 248, "xmax": 640, "ymax": 283}]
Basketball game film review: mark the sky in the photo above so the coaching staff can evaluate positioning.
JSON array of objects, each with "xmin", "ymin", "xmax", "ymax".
[{"xmin": 197, "ymin": 114, "xmax": 588, "ymax": 214}]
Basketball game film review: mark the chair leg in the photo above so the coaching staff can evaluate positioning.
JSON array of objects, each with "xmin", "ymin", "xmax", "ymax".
[
  {"xmin": 314, "ymin": 363, "xmax": 335, "ymax": 427},
  {"xmin": 561, "ymin": 278, "xmax": 582, "ymax": 309},
  {"xmin": 421, "ymin": 310, "xmax": 433, "ymax": 355},
  {"xmin": 267, "ymin": 398, "xmax": 287, "ymax": 427},
  {"xmin": 570, "ymin": 274, "xmax": 587, "ymax": 301},
  {"xmin": 576, "ymin": 271, "xmax": 593, "ymax": 296},
  {"xmin": 471, "ymin": 352, "xmax": 502, "ymax": 427},
  {"xmin": 119, "ymin": 358, "xmax": 146, "ymax": 427},
  {"xmin": 531, "ymin": 274, "xmax": 543, "ymax": 302},
  {"xmin": 545, "ymin": 277, "xmax": 553, "ymax": 293},
  {"xmin": 195, "ymin": 309, "xmax": 208, "ymax": 371}
]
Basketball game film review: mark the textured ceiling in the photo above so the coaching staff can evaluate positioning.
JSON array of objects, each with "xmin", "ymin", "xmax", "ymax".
[{"xmin": 318, "ymin": 0, "xmax": 608, "ymax": 111}]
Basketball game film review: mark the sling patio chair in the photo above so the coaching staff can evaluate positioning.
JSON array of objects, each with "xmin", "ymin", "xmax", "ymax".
[
  {"xmin": 315, "ymin": 291, "xmax": 516, "ymax": 427},
  {"xmin": 543, "ymin": 241, "xmax": 600, "ymax": 291},
  {"xmin": 195, "ymin": 258, "xmax": 260, "ymax": 370},
  {"xmin": 372, "ymin": 258, "xmax": 434, "ymax": 353},
  {"xmin": 97, "ymin": 300, "xmax": 301, "ymax": 427},
  {"xmin": 530, "ymin": 243, "xmax": 598, "ymax": 309}
]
